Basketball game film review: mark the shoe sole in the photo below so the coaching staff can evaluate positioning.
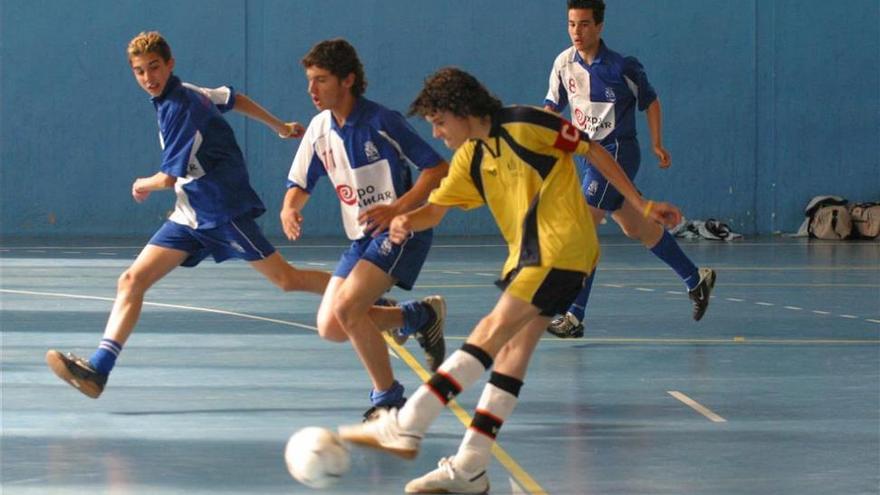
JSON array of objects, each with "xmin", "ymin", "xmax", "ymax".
[
  {"xmin": 421, "ymin": 296, "xmax": 447, "ymax": 371},
  {"xmin": 45, "ymin": 350, "xmax": 103, "ymax": 399},
  {"xmin": 338, "ymin": 428, "xmax": 419, "ymax": 460}
]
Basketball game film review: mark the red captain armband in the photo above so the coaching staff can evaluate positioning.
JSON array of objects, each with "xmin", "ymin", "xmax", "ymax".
[{"xmin": 553, "ymin": 121, "xmax": 581, "ymax": 152}]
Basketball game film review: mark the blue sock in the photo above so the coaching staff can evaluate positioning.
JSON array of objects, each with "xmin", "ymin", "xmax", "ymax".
[
  {"xmin": 567, "ymin": 270, "xmax": 596, "ymax": 322},
  {"xmin": 370, "ymin": 380, "xmax": 405, "ymax": 407},
  {"xmin": 400, "ymin": 300, "xmax": 432, "ymax": 336},
  {"xmin": 650, "ymin": 231, "xmax": 700, "ymax": 290},
  {"xmin": 88, "ymin": 338, "xmax": 122, "ymax": 375}
]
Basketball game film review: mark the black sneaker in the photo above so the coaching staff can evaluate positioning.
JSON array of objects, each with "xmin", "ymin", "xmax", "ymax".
[
  {"xmin": 45, "ymin": 350, "xmax": 107, "ymax": 398},
  {"xmin": 546, "ymin": 312, "xmax": 584, "ymax": 338},
  {"xmin": 414, "ymin": 296, "xmax": 446, "ymax": 372},
  {"xmin": 688, "ymin": 268, "xmax": 717, "ymax": 321}
]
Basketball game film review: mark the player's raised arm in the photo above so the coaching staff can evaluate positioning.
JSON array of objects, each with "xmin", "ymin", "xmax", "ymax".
[{"xmin": 233, "ymin": 93, "xmax": 305, "ymax": 139}]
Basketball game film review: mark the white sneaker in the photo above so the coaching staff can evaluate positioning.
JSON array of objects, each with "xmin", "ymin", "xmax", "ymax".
[
  {"xmin": 405, "ymin": 456, "xmax": 490, "ymax": 494},
  {"xmin": 338, "ymin": 407, "xmax": 421, "ymax": 459}
]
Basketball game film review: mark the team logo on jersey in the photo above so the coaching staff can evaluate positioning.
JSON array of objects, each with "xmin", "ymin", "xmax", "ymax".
[
  {"xmin": 587, "ymin": 180, "xmax": 599, "ymax": 196},
  {"xmin": 605, "ymin": 87, "xmax": 616, "ymax": 102},
  {"xmin": 568, "ymin": 77, "xmax": 577, "ymax": 93},
  {"xmin": 364, "ymin": 140, "xmax": 380, "ymax": 162},
  {"xmin": 336, "ymin": 184, "xmax": 357, "ymax": 205},
  {"xmin": 574, "ymin": 108, "xmax": 588, "ymax": 130}
]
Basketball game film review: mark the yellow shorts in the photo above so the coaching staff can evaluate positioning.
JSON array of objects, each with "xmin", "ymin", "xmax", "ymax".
[{"xmin": 496, "ymin": 266, "xmax": 588, "ymax": 316}]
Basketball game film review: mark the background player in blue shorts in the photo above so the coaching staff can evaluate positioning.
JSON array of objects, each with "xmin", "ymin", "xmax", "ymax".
[
  {"xmin": 45, "ymin": 31, "xmax": 332, "ymax": 399},
  {"xmin": 544, "ymin": 0, "xmax": 716, "ymax": 338},
  {"xmin": 283, "ymin": 39, "xmax": 450, "ymax": 417},
  {"xmin": 339, "ymin": 67, "xmax": 683, "ymax": 493}
]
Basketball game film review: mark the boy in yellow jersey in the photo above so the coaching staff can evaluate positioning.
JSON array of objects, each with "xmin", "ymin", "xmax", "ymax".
[{"xmin": 339, "ymin": 67, "xmax": 682, "ymax": 493}]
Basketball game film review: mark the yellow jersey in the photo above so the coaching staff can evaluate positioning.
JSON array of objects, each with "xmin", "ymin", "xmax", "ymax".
[{"xmin": 428, "ymin": 105, "xmax": 599, "ymax": 278}]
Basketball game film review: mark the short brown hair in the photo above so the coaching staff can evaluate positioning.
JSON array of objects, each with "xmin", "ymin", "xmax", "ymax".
[
  {"xmin": 301, "ymin": 38, "xmax": 367, "ymax": 98},
  {"xmin": 127, "ymin": 31, "xmax": 172, "ymax": 62},
  {"xmin": 409, "ymin": 67, "xmax": 502, "ymax": 119}
]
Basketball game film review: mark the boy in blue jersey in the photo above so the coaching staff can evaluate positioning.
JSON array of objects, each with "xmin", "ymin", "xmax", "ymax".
[
  {"xmin": 283, "ymin": 39, "xmax": 450, "ymax": 417},
  {"xmin": 543, "ymin": 0, "xmax": 716, "ymax": 338},
  {"xmin": 338, "ymin": 67, "xmax": 683, "ymax": 493},
  {"xmin": 45, "ymin": 31, "xmax": 337, "ymax": 399}
]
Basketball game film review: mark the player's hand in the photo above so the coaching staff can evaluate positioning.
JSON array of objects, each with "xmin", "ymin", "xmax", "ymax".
[
  {"xmin": 653, "ymin": 144, "xmax": 671, "ymax": 169},
  {"xmin": 359, "ymin": 203, "xmax": 401, "ymax": 238},
  {"xmin": 132, "ymin": 178, "xmax": 151, "ymax": 203},
  {"xmin": 278, "ymin": 122, "xmax": 306, "ymax": 139},
  {"xmin": 388, "ymin": 214, "xmax": 413, "ymax": 244},
  {"xmin": 644, "ymin": 200, "xmax": 682, "ymax": 228},
  {"xmin": 280, "ymin": 207, "xmax": 304, "ymax": 240}
]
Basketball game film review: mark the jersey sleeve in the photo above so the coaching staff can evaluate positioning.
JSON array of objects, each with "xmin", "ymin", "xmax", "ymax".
[
  {"xmin": 377, "ymin": 110, "xmax": 444, "ymax": 170},
  {"xmin": 428, "ymin": 145, "xmax": 484, "ymax": 210},
  {"xmin": 502, "ymin": 106, "xmax": 591, "ymax": 156},
  {"xmin": 622, "ymin": 56, "xmax": 657, "ymax": 111},
  {"xmin": 543, "ymin": 63, "xmax": 569, "ymax": 113},
  {"xmin": 286, "ymin": 126, "xmax": 326, "ymax": 192},
  {"xmin": 182, "ymin": 82, "xmax": 237, "ymax": 113},
  {"xmin": 158, "ymin": 103, "xmax": 199, "ymax": 178}
]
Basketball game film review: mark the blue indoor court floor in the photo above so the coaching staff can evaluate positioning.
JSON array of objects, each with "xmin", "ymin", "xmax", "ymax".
[{"xmin": 1, "ymin": 236, "xmax": 878, "ymax": 495}]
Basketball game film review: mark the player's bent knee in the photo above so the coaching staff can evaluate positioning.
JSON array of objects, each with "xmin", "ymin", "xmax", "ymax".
[{"xmin": 316, "ymin": 315, "xmax": 348, "ymax": 342}]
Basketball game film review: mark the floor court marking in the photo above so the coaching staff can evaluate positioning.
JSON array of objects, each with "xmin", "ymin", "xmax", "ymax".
[
  {"xmin": 2, "ymin": 288, "xmax": 543, "ymax": 494},
  {"xmin": 667, "ymin": 391, "xmax": 727, "ymax": 423}
]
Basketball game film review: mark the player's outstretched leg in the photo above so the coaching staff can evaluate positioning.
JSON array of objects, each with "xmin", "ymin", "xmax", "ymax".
[
  {"xmin": 688, "ymin": 267, "xmax": 716, "ymax": 321},
  {"xmin": 404, "ymin": 456, "xmax": 490, "ymax": 494},
  {"xmin": 339, "ymin": 407, "xmax": 421, "ymax": 459},
  {"xmin": 45, "ymin": 350, "xmax": 108, "ymax": 398}
]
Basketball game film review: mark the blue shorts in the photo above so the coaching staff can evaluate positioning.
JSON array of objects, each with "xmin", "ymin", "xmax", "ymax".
[
  {"xmin": 333, "ymin": 229, "xmax": 433, "ymax": 291},
  {"xmin": 581, "ymin": 139, "xmax": 641, "ymax": 211},
  {"xmin": 148, "ymin": 217, "xmax": 276, "ymax": 267}
]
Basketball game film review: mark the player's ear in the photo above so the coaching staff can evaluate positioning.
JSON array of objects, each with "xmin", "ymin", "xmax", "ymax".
[
  {"xmin": 342, "ymin": 73, "xmax": 355, "ymax": 90},
  {"xmin": 167, "ymin": 57, "xmax": 175, "ymax": 72}
]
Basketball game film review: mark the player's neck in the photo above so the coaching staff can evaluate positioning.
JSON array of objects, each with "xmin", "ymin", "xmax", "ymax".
[
  {"xmin": 331, "ymin": 94, "xmax": 357, "ymax": 127},
  {"xmin": 470, "ymin": 116, "xmax": 492, "ymax": 141},
  {"xmin": 578, "ymin": 45, "xmax": 599, "ymax": 64}
]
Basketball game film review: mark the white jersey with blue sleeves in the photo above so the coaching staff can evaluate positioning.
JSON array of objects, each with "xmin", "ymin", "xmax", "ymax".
[
  {"xmin": 544, "ymin": 42, "xmax": 657, "ymax": 144},
  {"xmin": 153, "ymin": 76, "xmax": 265, "ymax": 229},
  {"xmin": 287, "ymin": 98, "xmax": 443, "ymax": 240}
]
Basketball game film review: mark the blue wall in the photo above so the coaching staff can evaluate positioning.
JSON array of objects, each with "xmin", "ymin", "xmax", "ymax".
[{"xmin": 1, "ymin": 0, "xmax": 878, "ymax": 238}]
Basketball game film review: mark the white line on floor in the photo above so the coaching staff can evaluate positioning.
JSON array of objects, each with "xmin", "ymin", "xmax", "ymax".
[{"xmin": 668, "ymin": 391, "xmax": 727, "ymax": 423}]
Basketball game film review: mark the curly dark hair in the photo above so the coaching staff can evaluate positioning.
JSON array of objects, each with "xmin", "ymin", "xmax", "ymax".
[
  {"xmin": 568, "ymin": 0, "xmax": 605, "ymax": 24},
  {"xmin": 300, "ymin": 38, "xmax": 367, "ymax": 98},
  {"xmin": 408, "ymin": 67, "xmax": 502, "ymax": 119}
]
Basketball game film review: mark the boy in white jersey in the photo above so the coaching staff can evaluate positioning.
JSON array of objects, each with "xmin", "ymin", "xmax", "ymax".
[
  {"xmin": 544, "ymin": 0, "xmax": 716, "ymax": 337},
  {"xmin": 284, "ymin": 39, "xmax": 450, "ymax": 416}
]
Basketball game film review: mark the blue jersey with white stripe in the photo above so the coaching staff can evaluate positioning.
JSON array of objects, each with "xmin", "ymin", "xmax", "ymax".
[
  {"xmin": 544, "ymin": 41, "xmax": 657, "ymax": 145},
  {"xmin": 287, "ymin": 97, "xmax": 444, "ymax": 240},
  {"xmin": 153, "ymin": 75, "xmax": 265, "ymax": 229}
]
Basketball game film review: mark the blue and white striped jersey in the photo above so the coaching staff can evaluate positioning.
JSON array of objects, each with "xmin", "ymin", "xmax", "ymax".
[
  {"xmin": 287, "ymin": 97, "xmax": 444, "ymax": 240},
  {"xmin": 153, "ymin": 75, "xmax": 265, "ymax": 229},
  {"xmin": 544, "ymin": 41, "xmax": 657, "ymax": 144}
]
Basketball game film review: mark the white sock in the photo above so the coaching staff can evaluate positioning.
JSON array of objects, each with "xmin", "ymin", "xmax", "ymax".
[
  {"xmin": 399, "ymin": 345, "xmax": 492, "ymax": 434},
  {"xmin": 453, "ymin": 371, "xmax": 522, "ymax": 472}
]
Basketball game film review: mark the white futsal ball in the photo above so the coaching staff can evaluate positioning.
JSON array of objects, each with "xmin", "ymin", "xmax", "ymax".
[{"xmin": 284, "ymin": 427, "xmax": 351, "ymax": 489}]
